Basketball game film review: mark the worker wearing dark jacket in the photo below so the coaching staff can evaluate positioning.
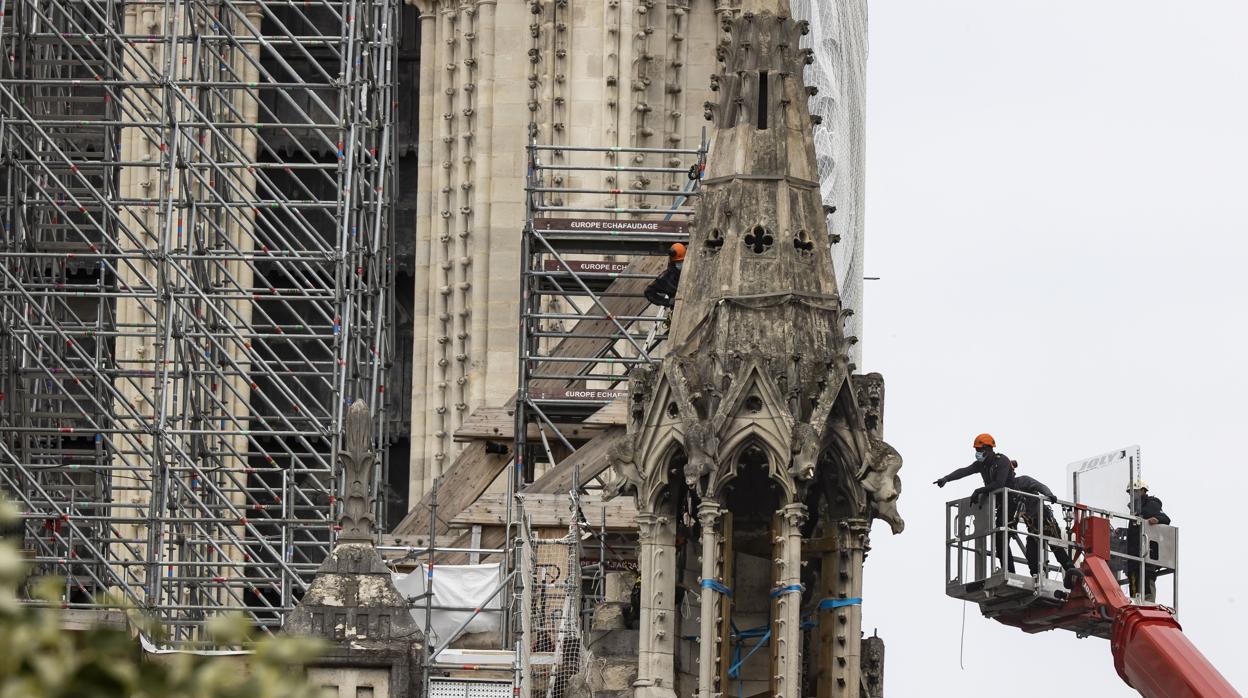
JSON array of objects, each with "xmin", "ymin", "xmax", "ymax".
[
  {"xmin": 1127, "ymin": 479, "xmax": 1171, "ymax": 602},
  {"xmin": 933, "ymin": 433, "xmax": 1015, "ymax": 504},
  {"xmin": 935, "ymin": 433, "xmax": 1016, "ymax": 572},
  {"xmin": 1010, "ymin": 464, "xmax": 1074, "ymax": 576},
  {"xmin": 644, "ymin": 243, "xmax": 685, "ymax": 308}
]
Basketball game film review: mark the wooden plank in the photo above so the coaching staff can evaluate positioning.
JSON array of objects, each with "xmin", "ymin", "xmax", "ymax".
[
  {"xmin": 391, "ymin": 441, "xmax": 510, "ymax": 537},
  {"xmin": 454, "ymin": 405, "xmax": 605, "ymax": 442},
  {"xmin": 454, "ymin": 493, "xmax": 638, "ymax": 530},
  {"xmin": 583, "ymin": 397, "xmax": 628, "ymax": 426},
  {"xmin": 454, "ymin": 405, "xmax": 515, "ymax": 440}
]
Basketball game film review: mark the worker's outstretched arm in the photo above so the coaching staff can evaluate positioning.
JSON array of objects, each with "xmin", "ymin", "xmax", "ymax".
[{"xmin": 934, "ymin": 463, "xmax": 979, "ymax": 487}]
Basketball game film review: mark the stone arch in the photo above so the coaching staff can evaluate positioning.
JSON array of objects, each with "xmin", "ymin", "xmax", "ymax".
[
  {"xmin": 640, "ymin": 438, "xmax": 688, "ymax": 513},
  {"xmin": 709, "ymin": 429, "xmax": 796, "ymax": 505}
]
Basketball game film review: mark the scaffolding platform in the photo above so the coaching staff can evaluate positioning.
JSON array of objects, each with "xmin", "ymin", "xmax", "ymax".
[{"xmin": 514, "ymin": 140, "xmax": 706, "ymax": 482}]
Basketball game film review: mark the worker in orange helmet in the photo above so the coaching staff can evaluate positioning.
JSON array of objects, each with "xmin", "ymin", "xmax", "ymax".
[
  {"xmin": 934, "ymin": 434, "xmax": 1016, "ymax": 502},
  {"xmin": 644, "ymin": 242, "xmax": 685, "ymax": 308},
  {"xmin": 935, "ymin": 433, "xmax": 1018, "ymax": 572}
]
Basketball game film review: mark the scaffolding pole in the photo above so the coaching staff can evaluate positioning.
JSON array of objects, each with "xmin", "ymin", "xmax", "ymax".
[{"xmin": 0, "ymin": 0, "xmax": 397, "ymax": 646}]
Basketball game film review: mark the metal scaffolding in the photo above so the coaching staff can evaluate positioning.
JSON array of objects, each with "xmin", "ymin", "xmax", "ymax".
[
  {"xmin": 515, "ymin": 139, "xmax": 706, "ymax": 484},
  {"xmin": 0, "ymin": 0, "xmax": 397, "ymax": 645}
]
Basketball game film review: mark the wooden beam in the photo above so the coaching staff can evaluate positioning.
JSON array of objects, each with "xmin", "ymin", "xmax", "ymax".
[
  {"xmin": 583, "ymin": 397, "xmax": 628, "ymax": 427},
  {"xmin": 454, "ymin": 405, "xmax": 604, "ymax": 442},
  {"xmin": 391, "ymin": 441, "xmax": 510, "ymax": 537},
  {"xmin": 454, "ymin": 493, "xmax": 638, "ymax": 530},
  {"xmin": 528, "ymin": 426, "xmax": 625, "ymax": 494}
]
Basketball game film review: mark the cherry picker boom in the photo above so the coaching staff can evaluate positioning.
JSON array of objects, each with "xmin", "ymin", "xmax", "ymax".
[{"xmin": 946, "ymin": 489, "xmax": 1239, "ymax": 698}]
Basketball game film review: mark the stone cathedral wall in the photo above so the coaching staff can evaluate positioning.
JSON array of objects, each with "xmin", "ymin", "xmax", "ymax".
[{"xmin": 406, "ymin": 0, "xmax": 867, "ymax": 502}]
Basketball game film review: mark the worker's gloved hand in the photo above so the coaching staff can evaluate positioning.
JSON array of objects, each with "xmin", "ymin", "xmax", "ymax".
[
  {"xmin": 970, "ymin": 492, "xmax": 983, "ymax": 507},
  {"xmin": 933, "ymin": 478, "xmax": 947, "ymax": 488},
  {"xmin": 1047, "ymin": 494, "xmax": 1058, "ymax": 504}
]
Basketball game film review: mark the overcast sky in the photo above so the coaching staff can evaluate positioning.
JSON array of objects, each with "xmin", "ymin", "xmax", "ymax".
[{"xmin": 861, "ymin": 2, "xmax": 1248, "ymax": 695}]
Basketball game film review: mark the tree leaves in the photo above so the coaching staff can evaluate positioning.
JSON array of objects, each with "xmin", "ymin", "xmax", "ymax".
[{"xmin": 0, "ymin": 498, "xmax": 328, "ymax": 698}]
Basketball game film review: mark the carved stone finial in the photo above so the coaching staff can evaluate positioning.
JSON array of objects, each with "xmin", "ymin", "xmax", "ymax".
[{"xmin": 338, "ymin": 399, "xmax": 376, "ymax": 543}]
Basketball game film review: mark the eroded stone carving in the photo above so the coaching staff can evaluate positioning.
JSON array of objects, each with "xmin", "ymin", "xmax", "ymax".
[
  {"xmin": 861, "ymin": 437, "xmax": 905, "ymax": 535},
  {"xmin": 338, "ymin": 399, "xmax": 377, "ymax": 543},
  {"xmin": 681, "ymin": 420, "xmax": 719, "ymax": 489},
  {"xmin": 604, "ymin": 437, "xmax": 642, "ymax": 500},
  {"xmin": 287, "ymin": 400, "xmax": 422, "ymax": 695},
  {"xmin": 788, "ymin": 421, "xmax": 819, "ymax": 481}
]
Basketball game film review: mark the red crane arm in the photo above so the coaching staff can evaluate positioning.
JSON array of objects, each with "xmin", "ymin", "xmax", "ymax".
[
  {"xmin": 1045, "ymin": 514, "xmax": 1239, "ymax": 697},
  {"xmin": 1112, "ymin": 603, "xmax": 1240, "ymax": 698}
]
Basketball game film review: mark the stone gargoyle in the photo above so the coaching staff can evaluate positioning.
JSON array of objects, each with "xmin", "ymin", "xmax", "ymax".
[
  {"xmin": 603, "ymin": 436, "xmax": 642, "ymax": 501},
  {"xmin": 682, "ymin": 419, "xmax": 720, "ymax": 491},
  {"xmin": 788, "ymin": 421, "xmax": 819, "ymax": 482},
  {"xmin": 859, "ymin": 436, "xmax": 904, "ymax": 534}
]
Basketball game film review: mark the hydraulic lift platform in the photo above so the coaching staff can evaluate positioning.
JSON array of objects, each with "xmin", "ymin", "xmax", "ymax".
[{"xmin": 945, "ymin": 488, "xmax": 1238, "ymax": 697}]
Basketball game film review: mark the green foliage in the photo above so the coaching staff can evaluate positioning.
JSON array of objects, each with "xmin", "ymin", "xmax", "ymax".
[{"xmin": 0, "ymin": 499, "xmax": 328, "ymax": 698}]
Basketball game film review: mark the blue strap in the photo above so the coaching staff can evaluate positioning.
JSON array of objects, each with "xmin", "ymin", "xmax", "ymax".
[
  {"xmin": 817, "ymin": 597, "xmax": 862, "ymax": 610},
  {"xmin": 722, "ymin": 584, "xmax": 808, "ymax": 692},
  {"xmin": 727, "ymin": 626, "xmax": 771, "ymax": 680},
  {"xmin": 770, "ymin": 584, "xmax": 804, "ymax": 598}
]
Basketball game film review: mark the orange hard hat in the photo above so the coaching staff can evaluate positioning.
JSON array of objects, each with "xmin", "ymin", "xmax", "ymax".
[
  {"xmin": 670, "ymin": 243, "xmax": 687, "ymax": 262},
  {"xmin": 973, "ymin": 433, "xmax": 996, "ymax": 449}
]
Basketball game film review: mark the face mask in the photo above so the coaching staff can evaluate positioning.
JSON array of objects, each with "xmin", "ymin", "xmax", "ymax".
[
  {"xmin": 674, "ymin": 262, "xmax": 683, "ymax": 270},
  {"xmin": 974, "ymin": 451, "xmax": 987, "ymax": 463}
]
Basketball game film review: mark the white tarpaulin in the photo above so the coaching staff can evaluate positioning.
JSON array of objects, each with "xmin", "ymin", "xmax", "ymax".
[{"xmin": 393, "ymin": 562, "xmax": 503, "ymax": 647}]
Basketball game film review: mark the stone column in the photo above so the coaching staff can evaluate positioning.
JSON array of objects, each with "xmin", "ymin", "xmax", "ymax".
[
  {"xmin": 696, "ymin": 501, "xmax": 723, "ymax": 698},
  {"xmin": 817, "ymin": 518, "xmax": 869, "ymax": 698},
  {"xmin": 774, "ymin": 503, "xmax": 808, "ymax": 698},
  {"xmin": 407, "ymin": 0, "xmax": 437, "ymax": 504},
  {"xmin": 112, "ymin": 0, "xmax": 167, "ymax": 600},
  {"xmin": 634, "ymin": 511, "xmax": 678, "ymax": 698}
]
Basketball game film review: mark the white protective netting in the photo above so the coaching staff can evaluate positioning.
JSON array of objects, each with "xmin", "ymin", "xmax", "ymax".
[
  {"xmin": 792, "ymin": 0, "xmax": 868, "ymax": 363},
  {"xmin": 525, "ymin": 532, "xmax": 590, "ymax": 698}
]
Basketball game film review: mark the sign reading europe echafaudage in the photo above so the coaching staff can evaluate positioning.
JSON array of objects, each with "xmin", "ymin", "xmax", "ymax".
[{"xmin": 532, "ymin": 218, "xmax": 688, "ymax": 234}]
